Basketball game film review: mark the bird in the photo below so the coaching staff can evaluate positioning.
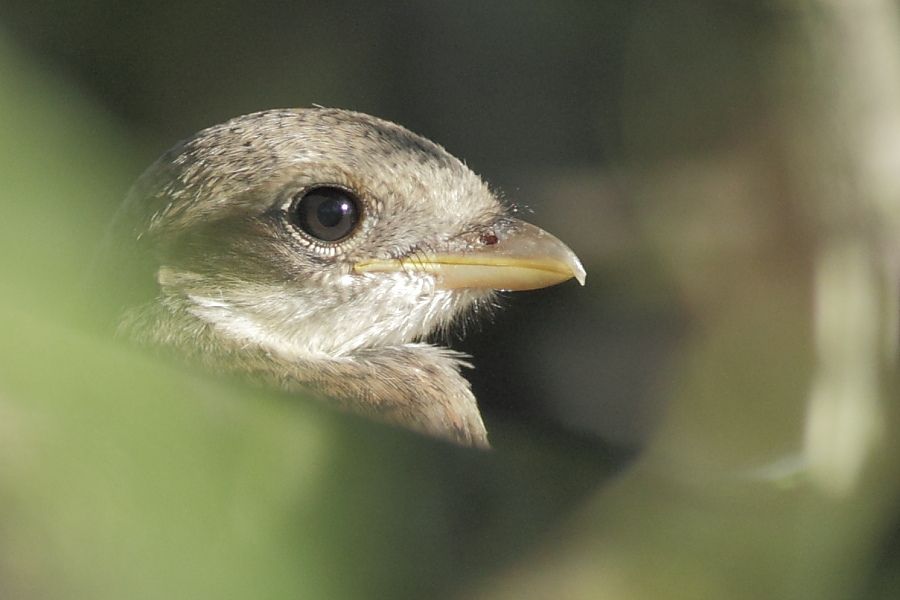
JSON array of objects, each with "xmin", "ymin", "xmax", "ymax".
[{"xmin": 109, "ymin": 108, "xmax": 585, "ymax": 448}]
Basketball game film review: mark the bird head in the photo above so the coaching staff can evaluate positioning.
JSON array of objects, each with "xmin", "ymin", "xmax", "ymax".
[{"xmin": 121, "ymin": 108, "xmax": 584, "ymax": 360}]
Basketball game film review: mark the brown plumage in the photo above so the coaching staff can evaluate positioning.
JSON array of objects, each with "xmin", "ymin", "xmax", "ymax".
[{"xmin": 110, "ymin": 108, "xmax": 584, "ymax": 448}]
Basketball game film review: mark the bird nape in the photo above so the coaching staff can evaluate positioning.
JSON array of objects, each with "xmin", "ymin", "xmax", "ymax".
[{"xmin": 107, "ymin": 108, "xmax": 585, "ymax": 448}]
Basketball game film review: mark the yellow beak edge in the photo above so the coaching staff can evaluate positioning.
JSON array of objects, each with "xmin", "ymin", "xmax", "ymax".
[{"xmin": 353, "ymin": 218, "xmax": 586, "ymax": 292}]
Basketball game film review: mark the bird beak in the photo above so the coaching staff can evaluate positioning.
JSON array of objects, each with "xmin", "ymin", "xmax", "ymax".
[{"xmin": 353, "ymin": 217, "xmax": 586, "ymax": 291}]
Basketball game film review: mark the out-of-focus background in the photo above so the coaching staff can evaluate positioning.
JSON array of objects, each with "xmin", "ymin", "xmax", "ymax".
[{"xmin": 1, "ymin": 2, "xmax": 898, "ymax": 599}]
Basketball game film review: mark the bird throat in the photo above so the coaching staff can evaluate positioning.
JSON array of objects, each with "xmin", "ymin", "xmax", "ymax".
[{"xmin": 120, "ymin": 272, "xmax": 491, "ymax": 447}]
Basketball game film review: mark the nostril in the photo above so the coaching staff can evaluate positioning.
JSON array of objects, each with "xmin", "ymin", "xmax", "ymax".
[{"xmin": 480, "ymin": 232, "xmax": 499, "ymax": 246}]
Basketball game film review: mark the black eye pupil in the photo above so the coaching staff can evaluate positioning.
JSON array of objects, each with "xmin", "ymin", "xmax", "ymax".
[
  {"xmin": 290, "ymin": 186, "xmax": 361, "ymax": 242},
  {"xmin": 316, "ymin": 198, "xmax": 350, "ymax": 227}
]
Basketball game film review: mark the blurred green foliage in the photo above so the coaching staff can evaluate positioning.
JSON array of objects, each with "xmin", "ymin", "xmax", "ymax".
[{"xmin": 2, "ymin": 2, "xmax": 900, "ymax": 598}]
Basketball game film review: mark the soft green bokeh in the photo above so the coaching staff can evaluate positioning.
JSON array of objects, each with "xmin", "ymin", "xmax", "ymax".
[
  {"xmin": 3, "ymin": 2, "xmax": 900, "ymax": 597},
  {"xmin": 0, "ymin": 35, "xmax": 330, "ymax": 597}
]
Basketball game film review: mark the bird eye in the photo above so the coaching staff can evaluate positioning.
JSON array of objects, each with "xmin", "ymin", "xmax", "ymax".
[{"xmin": 289, "ymin": 186, "xmax": 361, "ymax": 242}]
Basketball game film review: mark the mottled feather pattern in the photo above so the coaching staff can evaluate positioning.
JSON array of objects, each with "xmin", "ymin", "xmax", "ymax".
[{"xmin": 116, "ymin": 108, "xmax": 506, "ymax": 447}]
